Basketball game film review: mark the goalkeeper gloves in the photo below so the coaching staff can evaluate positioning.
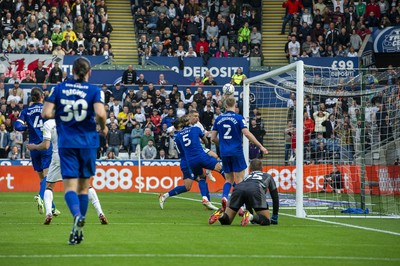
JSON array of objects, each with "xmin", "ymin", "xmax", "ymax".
[{"xmin": 271, "ymin": 214, "xmax": 278, "ymax": 225}]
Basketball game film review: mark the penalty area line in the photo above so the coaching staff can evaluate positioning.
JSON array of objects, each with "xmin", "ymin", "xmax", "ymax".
[{"xmin": 0, "ymin": 254, "xmax": 399, "ymax": 262}]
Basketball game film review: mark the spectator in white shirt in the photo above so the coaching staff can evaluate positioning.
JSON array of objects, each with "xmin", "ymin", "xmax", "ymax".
[{"xmin": 288, "ymin": 35, "xmax": 300, "ymax": 63}]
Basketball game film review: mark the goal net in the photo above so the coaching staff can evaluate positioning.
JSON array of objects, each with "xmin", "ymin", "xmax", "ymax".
[{"xmin": 243, "ymin": 61, "xmax": 400, "ymax": 218}]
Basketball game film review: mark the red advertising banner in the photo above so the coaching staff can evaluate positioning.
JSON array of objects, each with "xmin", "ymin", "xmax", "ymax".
[{"xmin": 0, "ymin": 165, "xmax": 399, "ymax": 194}]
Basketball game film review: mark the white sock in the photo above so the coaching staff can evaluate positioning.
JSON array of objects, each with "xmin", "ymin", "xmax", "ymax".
[
  {"xmin": 164, "ymin": 193, "xmax": 170, "ymax": 199},
  {"xmin": 249, "ymin": 213, "xmax": 254, "ymax": 221},
  {"xmin": 206, "ymin": 169, "xmax": 211, "ymax": 175},
  {"xmin": 202, "ymin": 196, "xmax": 208, "ymax": 201},
  {"xmin": 44, "ymin": 189, "xmax": 53, "ymax": 216},
  {"xmin": 88, "ymin": 187, "xmax": 103, "ymax": 216}
]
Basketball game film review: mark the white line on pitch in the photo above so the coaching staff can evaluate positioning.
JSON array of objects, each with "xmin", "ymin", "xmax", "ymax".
[
  {"xmin": 280, "ymin": 212, "xmax": 400, "ymax": 236},
  {"xmin": 150, "ymin": 193, "xmax": 400, "ymax": 237},
  {"xmin": 0, "ymin": 253, "xmax": 399, "ymax": 261}
]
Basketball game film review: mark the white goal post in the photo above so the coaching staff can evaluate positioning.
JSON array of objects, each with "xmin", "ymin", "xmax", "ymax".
[
  {"xmin": 243, "ymin": 61, "xmax": 306, "ymax": 218},
  {"xmin": 243, "ymin": 61, "xmax": 400, "ymax": 219}
]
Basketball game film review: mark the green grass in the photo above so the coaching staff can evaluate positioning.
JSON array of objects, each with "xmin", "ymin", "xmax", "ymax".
[{"xmin": 0, "ymin": 192, "xmax": 399, "ymax": 266}]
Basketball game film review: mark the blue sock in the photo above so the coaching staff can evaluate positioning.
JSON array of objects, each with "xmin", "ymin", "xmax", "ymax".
[
  {"xmin": 206, "ymin": 185, "xmax": 210, "ymax": 201},
  {"xmin": 64, "ymin": 191, "xmax": 81, "ymax": 217},
  {"xmin": 52, "ymin": 201, "xmax": 55, "ymax": 209},
  {"xmin": 78, "ymin": 194, "xmax": 89, "ymax": 216},
  {"xmin": 168, "ymin": 186, "xmax": 187, "ymax": 197},
  {"xmin": 222, "ymin": 182, "xmax": 232, "ymax": 199},
  {"xmin": 198, "ymin": 179, "xmax": 208, "ymax": 198},
  {"xmin": 233, "ymin": 182, "xmax": 236, "ymax": 188},
  {"xmin": 39, "ymin": 177, "xmax": 47, "ymax": 199}
]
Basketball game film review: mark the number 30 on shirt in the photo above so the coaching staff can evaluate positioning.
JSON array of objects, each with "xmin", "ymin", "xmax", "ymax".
[{"xmin": 60, "ymin": 99, "xmax": 88, "ymax": 122}]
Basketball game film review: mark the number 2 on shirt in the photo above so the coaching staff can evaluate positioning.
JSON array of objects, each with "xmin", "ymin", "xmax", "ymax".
[{"xmin": 223, "ymin": 124, "xmax": 232, "ymax": 139}]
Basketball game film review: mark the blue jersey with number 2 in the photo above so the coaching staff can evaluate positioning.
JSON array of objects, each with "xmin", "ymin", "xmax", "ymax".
[
  {"xmin": 213, "ymin": 111, "xmax": 247, "ymax": 157},
  {"xmin": 46, "ymin": 80, "xmax": 103, "ymax": 148}
]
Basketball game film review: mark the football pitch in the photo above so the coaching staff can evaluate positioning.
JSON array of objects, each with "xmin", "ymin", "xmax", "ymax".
[{"xmin": 0, "ymin": 192, "xmax": 399, "ymax": 266}]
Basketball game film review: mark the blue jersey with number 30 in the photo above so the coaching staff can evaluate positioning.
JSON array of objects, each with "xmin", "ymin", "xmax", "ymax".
[
  {"xmin": 213, "ymin": 111, "xmax": 246, "ymax": 157},
  {"xmin": 47, "ymin": 80, "xmax": 104, "ymax": 148}
]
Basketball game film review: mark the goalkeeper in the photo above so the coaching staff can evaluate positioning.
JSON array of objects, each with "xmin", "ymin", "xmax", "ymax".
[{"xmin": 208, "ymin": 159, "xmax": 279, "ymax": 226}]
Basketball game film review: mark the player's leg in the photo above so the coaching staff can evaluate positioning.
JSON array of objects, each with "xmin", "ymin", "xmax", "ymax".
[
  {"xmin": 209, "ymin": 184, "xmax": 243, "ymax": 225},
  {"xmin": 59, "ymin": 148, "xmax": 84, "ymax": 245},
  {"xmin": 196, "ymin": 174, "xmax": 218, "ymax": 211},
  {"xmin": 231, "ymin": 155, "xmax": 247, "ymax": 184},
  {"xmin": 88, "ymin": 186, "xmax": 108, "ymax": 224},
  {"xmin": 31, "ymin": 150, "xmax": 46, "ymax": 214},
  {"xmin": 235, "ymin": 170, "xmax": 246, "ymax": 183},
  {"xmin": 159, "ymin": 167, "xmax": 192, "ymax": 209},
  {"xmin": 242, "ymin": 209, "xmax": 271, "ymax": 226},
  {"xmin": 45, "ymin": 157, "xmax": 63, "ymax": 222},
  {"xmin": 241, "ymin": 186, "xmax": 270, "ymax": 226},
  {"xmin": 214, "ymin": 207, "xmax": 237, "ymax": 225},
  {"xmin": 220, "ymin": 157, "xmax": 235, "ymax": 210},
  {"xmin": 205, "ymin": 149, "xmax": 219, "ymax": 182},
  {"xmin": 77, "ymin": 148, "xmax": 97, "ymax": 218},
  {"xmin": 43, "ymin": 185, "xmax": 54, "ymax": 225}
]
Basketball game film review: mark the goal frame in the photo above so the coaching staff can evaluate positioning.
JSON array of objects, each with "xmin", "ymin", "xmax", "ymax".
[{"xmin": 243, "ymin": 61, "xmax": 306, "ymax": 218}]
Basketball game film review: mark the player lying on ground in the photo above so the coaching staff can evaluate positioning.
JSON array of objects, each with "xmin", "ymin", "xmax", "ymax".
[
  {"xmin": 27, "ymin": 119, "xmax": 108, "ymax": 225},
  {"xmin": 210, "ymin": 96, "xmax": 268, "ymax": 210},
  {"xmin": 209, "ymin": 159, "xmax": 279, "ymax": 226},
  {"xmin": 159, "ymin": 116, "xmax": 224, "ymax": 210}
]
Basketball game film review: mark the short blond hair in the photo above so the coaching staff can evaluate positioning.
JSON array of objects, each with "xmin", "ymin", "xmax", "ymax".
[{"xmin": 225, "ymin": 96, "xmax": 236, "ymax": 108}]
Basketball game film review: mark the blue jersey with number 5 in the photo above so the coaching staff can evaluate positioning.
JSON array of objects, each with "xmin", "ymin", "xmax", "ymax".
[
  {"xmin": 47, "ymin": 80, "xmax": 104, "ymax": 148},
  {"xmin": 175, "ymin": 126, "xmax": 205, "ymax": 161},
  {"xmin": 16, "ymin": 103, "xmax": 45, "ymax": 144},
  {"xmin": 213, "ymin": 111, "xmax": 246, "ymax": 157}
]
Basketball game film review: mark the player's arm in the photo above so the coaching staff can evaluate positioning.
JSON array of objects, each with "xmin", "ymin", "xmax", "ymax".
[
  {"xmin": 26, "ymin": 139, "xmax": 51, "ymax": 151},
  {"xmin": 209, "ymin": 130, "xmax": 219, "ymax": 145},
  {"xmin": 200, "ymin": 134, "xmax": 209, "ymax": 145},
  {"xmin": 14, "ymin": 119, "xmax": 28, "ymax": 131},
  {"xmin": 270, "ymin": 188, "xmax": 279, "ymax": 217},
  {"xmin": 242, "ymin": 128, "xmax": 268, "ymax": 155},
  {"xmin": 42, "ymin": 101, "xmax": 56, "ymax": 119},
  {"xmin": 94, "ymin": 102, "xmax": 108, "ymax": 136}
]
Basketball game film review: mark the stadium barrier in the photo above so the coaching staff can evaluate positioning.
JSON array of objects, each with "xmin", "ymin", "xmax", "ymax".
[{"xmin": 0, "ymin": 161, "xmax": 398, "ymax": 194}]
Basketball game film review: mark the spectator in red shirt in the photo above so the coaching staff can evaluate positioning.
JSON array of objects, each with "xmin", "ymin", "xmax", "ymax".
[
  {"xmin": 365, "ymin": 0, "xmax": 381, "ymax": 19},
  {"xmin": 195, "ymin": 35, "xmax": 209, "ymax": 54},
  {"xmin": 281, "ymin": 0, "xmax": 304, "ymax": 34},
  {"xmin": 357, "ymin": 25, "xmax": 371, "ymax": 41}
]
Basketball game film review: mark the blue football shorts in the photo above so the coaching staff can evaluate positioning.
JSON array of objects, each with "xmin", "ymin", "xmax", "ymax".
[
  {"xmin": 221, "ymin": 154, "xmax": 247, "ymax": 173},
  {"xmin": 59, "ymin": 148, "xmax": 97, "ymax": 179},
  {"xmin": 30, "ymin": 149, "xmax": 52, "ymax": 172}
]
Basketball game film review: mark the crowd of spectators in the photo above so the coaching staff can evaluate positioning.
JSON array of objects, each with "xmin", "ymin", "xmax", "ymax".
[
  {"xmin": 132, "ymin": 0, "xmax": 264, "ymax": 65},
  {"xmin": 282, "ymin": 0, "xmax": 400, "ymax": 62},
  {"xmin": 0, "ymin": 0, "xmax": 114, "ymax": 57},
  {"xmin": 284, "ymin": 67, "xmax": 400, "ymax": 165},
  {"xmin": 94, "ymin": 68, "xmax": 260, "ymax": 160}
]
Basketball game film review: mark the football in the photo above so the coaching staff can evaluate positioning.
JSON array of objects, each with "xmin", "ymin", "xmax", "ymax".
[{"xmin": 222, "ymin": 83, "xmax": 235, "ymax": 95}]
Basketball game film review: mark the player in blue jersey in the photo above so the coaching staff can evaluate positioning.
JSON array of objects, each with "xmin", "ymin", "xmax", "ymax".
[
  {"xmin": 210, "ymin": 96, "xmax": 268, "ymax": 210},
  {"xmin": 42, "ymin": 57, "xmax": 108, "ymax": 245},
  {"xmin": 159, "ymin": 115, "xmax": 219, "ymax": 211},
  {"xmin": 27, "ymin": 119, "xmax": 108, "ymax": 225},
  {"xmin": 208, "ymin": 159, "xmax": 278, "ymax": 226},
  {"xmin": 188, "ymin": 111, "xmax": 219, "ymax": 182},
  {"xmin": 14, "ymin": 87, "xmax": 53, "ymax": 215}
]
